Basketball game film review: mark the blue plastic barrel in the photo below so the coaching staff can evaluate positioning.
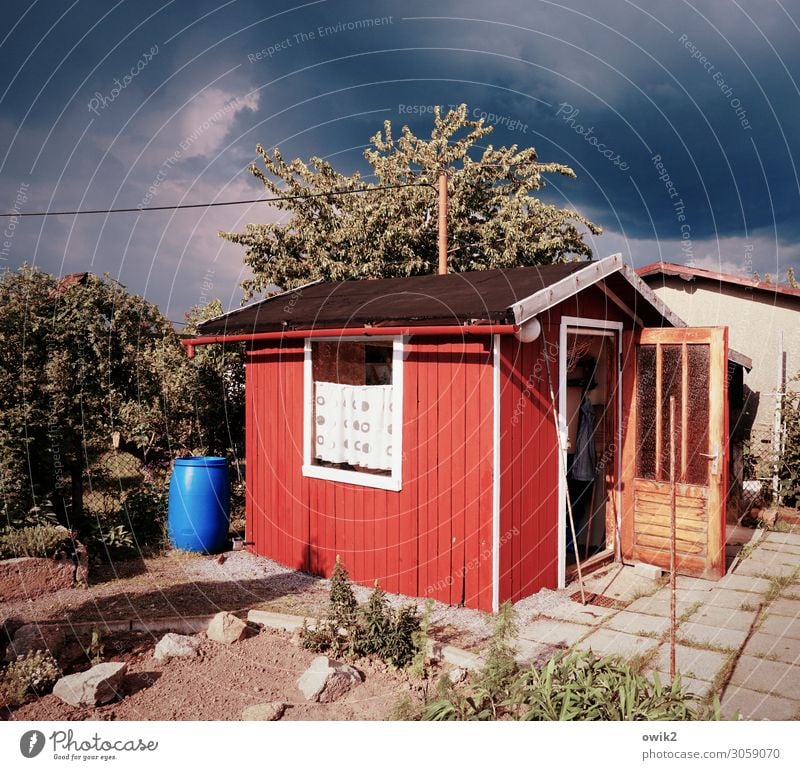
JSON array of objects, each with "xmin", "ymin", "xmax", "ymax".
[{"xmin": 168, "ymin": 457, "xmax": 230, "ymax": 553}]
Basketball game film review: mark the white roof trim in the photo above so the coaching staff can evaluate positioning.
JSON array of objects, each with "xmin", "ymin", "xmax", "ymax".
[
  {"xmin": 616, "ymin": 263, "xmax": 687, "ymax": 329},
  {"xmin": 510, "ymin": 254, "xmax": 624, "ymax": 324}
]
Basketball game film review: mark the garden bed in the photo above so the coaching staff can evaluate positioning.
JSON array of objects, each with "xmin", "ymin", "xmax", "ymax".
[{"xmin": 4, "ymin": 626, "xmax": 416, "ymax": 721}]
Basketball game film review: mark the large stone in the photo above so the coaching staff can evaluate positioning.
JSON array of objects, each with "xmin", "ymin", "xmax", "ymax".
[
  {"xmin": 242, "ymin": 701, "xmax": 286, "ymax": 721},
  {"xmin": 297, "ymin": 656, "xmax": 363, "ymax": 703},
  {"xmin": 53, "ymin": 662, "xmax": 127, "ymax": 707},
  {"xmin": 206, "ymin": 612, "xmax": 248, "ymax": 644},
  {"xmin": 5, "ymin": 624, "xmax": 66, "ymax": 662},
  {"xmin": 153, "ymin": 633, "xmax": 202, "ymax": 661},
  {"xmin": 633, "ymin": 562, "xmax": 663, "ymax": 580}
]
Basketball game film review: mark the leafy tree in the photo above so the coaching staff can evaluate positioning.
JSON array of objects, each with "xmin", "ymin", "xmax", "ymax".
[
  {"xmin": 221, "ymin": 104, "xmax": 601, "ymax": 297},
  {"xmin": 0, "ymin": 266, "xmax": 242, "ymax": 535},
  {"xmin": 780, "ymin": 378, "xmax": 800, "ymax": 508},
  {"xmin": 183, "ymin": 299, "xmax": 245, "ymax": 461}
]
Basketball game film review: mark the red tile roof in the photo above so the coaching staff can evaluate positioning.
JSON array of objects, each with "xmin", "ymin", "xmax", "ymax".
[{"xmin": 637, "ymin": 261, "xmax": 800, "ymax": 300}]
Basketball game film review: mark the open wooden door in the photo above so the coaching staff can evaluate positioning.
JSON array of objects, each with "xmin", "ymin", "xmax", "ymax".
[{"xmin": 621, "ymin": 327, "xmax": 728, "ymax": 579}]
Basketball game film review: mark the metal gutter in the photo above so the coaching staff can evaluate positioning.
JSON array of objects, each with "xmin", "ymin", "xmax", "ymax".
[{"xmin": 181, "ymin": 323, "xmax": 518, "ymax": 357}]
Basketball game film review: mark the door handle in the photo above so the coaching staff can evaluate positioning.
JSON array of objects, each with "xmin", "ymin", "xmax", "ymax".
[{"xmin": 700, "ymin": 443, "xmax": 720, "ymax": 475}]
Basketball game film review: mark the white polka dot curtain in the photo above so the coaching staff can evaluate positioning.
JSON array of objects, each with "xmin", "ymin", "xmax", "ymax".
[{"xmin": 313, "ymin": 381, "xmax": 394, "ymax": 470}]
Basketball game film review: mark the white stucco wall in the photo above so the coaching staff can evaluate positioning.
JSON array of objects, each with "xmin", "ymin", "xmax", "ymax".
[{"xmin": 645, "ymin": 277, "xmax": 800, "ymax": 434}]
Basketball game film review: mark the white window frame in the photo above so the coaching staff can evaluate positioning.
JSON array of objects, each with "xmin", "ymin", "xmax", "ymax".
[{"xmin": 302, "ymin": 336, "xmax": 404, "ymax": 491}]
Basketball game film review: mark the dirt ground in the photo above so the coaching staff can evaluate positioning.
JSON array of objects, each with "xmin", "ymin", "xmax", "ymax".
[
  {"xmin": 4, "ymin": 626, "xmax": 420, "ymax": 721},
  {"xmin": 1, "ymin": 547, "xmax": 573, "ymax": 655}
]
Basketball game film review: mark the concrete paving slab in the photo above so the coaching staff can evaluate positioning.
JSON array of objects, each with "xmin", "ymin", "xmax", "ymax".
[
  {"xmin": 651, "ymin": 587, "xmax": 714, "ymax": 605},
  {"xmin": 574, "ymin": 628, "xmax": 659, "ymax": 659},
  {"xmin": 675, "ymin": 575, "xmax": 717, "ymax": 592},
  {"xmin": 517, "ymin": 618, "xmax": 588, "ymax": 647},
  {"xmin": 721, "ymin": 686, "xmax": 800, "ymax": 720},
  {"xmin": 742, "ymin": 631, "xmax": 800, "ymax": 666},
  {"xmin": 706, "ymin": 589, "xmax": 763, "ymax": 611},
  {"xmin": 678, "ymin": 621, "xmax": 749, "ymax": 650},
  {"xmin": 759, "ymin": 541, "xmax": 800, "ymax": 557},
  {"xmin": 767, "ymin": 597, "xmax": 800, "ymax": 618},
  {"xmin": 734, "ymin": 559, "xmax": 797, "ymax": 579},
  {"xmin": 514, "ymin": 638, "xmax": 563, "ymax": 666},
  {"xmin": 759, "ymin": 613, "xmax": 800, "ymax": 640},
  {"xmin": 729, "ymin": 654, "xmax": 800, "ymax": 696},
  {"xmin": 651, "ymin": 643, "xmax": 729, "ymax": 682},
  {"xmin": 539, "ymin": 601, "xmax": 616, "ymax": 627},
  {"xmin": 744, "ymin": 550, "xmax": 800, "ymax": 567},
  {"xmin": 689, "ymin": 606, "xmax": 759, "ymax": 633},
  {"xmin": 625, "ymin": 596, "xmax": 694, "ymax": 618},
  {"xmin": 606, "ymin": 611, "xmax": 669, "ymax": 637},
  {"xmin": 762, "ymin": 532, "xmax": 800, "ymax": 547},
  {"xmin": 716, "ymin": 574, "xmax": 771, "ymax": 594}
]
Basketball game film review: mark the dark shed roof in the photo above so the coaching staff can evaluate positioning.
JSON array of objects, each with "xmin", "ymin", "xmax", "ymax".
[{"xmin": 198, "ymin": 262, "xmax": 589, "ymax": 335}]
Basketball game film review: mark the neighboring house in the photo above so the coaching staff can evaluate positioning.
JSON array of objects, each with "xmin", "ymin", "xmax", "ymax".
[
  {"xmin": 185, "ymin": 255, "xmax": 747, "ymax": 610},
  {"xmin": 638, "ymin": 262, "xmax": 799, "ymax": 507}
]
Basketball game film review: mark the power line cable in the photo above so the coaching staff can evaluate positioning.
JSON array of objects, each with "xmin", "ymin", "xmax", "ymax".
[{"xmin": 0, "ymin": 181, "xmax": 433, "ymax": 218}]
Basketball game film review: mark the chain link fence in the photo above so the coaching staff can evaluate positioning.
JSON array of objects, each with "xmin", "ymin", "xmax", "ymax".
[
  {"xmin": 741, "ymin": 414, "xmax": 799, "ymax": 512},
  {"xmin": 83, "ymin": 449, "xmax": 244, "ymax": 556}
]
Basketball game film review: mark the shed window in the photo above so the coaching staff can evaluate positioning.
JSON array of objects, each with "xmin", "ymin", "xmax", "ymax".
[{"xmin": 303, "ymin": 338, "xmax": 403, "ymax": 491}]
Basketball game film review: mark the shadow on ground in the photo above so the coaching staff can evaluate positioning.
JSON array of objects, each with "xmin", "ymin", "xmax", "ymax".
[{"xmin": 64, "ymin": 572, "xmax": 324, "ymax": 623}]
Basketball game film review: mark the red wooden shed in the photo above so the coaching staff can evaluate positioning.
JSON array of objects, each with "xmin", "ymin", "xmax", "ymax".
[{"xmin": 186, "ymin": 255, "xmax": 748, "ymax": 612}]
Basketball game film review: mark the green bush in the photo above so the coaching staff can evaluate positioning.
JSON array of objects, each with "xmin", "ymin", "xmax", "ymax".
[
  {"xmin": 0, "ymin": 525, "xmax": 74, "ymax": 560},
  {"xmin": 301, "ymin": 557, "xmax": 422, "ymax": 668},
  {"xmin": 780, "ymin": 386, "xmax": 800, "ymax": 508},
  {"xmin": 0, "ymin": 650, "xmax": 62, "ymax": 707}
]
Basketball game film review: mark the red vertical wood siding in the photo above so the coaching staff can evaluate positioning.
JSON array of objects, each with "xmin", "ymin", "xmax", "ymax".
[
  {"xmin": 245, "ymin": 285, "xmax": 632, "ymax": 611},
  {"xmin": 496, "ymin": 287, "xmax": 631, "ymax": 604},
  {"xmin": 246, "ymin": 335, "xmax": 496, "ymax": 611}
]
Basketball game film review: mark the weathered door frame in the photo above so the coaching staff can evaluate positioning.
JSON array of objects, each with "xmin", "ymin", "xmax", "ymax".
[{"xmin": 557, "ymin": 317, "xmax": 624, "ymax": 589}]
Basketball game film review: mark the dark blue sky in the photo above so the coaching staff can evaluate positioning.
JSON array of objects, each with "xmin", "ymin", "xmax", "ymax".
[{"xmin": 1, "ymin": 0, "xmax": 798, "ymax": 320}]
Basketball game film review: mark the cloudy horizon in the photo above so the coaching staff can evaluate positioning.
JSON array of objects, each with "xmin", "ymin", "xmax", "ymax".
[{"xmin": 1, "ymin": 0, "xmax": 798, "ymax": 321}]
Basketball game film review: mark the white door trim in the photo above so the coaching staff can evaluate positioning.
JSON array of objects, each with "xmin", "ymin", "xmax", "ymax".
[
  {"xmin": 557, "ymin": 317, "xmax": 624, "ymax": 588},
  {"xmin": 492, "ymin": 333, "xmax": 501, "ymax": 613}
]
